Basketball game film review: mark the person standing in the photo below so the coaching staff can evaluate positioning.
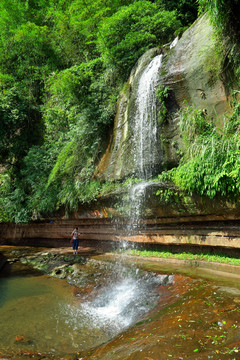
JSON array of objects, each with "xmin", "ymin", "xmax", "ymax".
[{"xmin": 71, "ymin": 227, "xmax": 80, "ymax": 255}]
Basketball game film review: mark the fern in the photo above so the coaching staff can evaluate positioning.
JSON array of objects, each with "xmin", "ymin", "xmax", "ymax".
[{"xmin": 159, "ymin": 102, "xmax": 240, "ymax": 199}]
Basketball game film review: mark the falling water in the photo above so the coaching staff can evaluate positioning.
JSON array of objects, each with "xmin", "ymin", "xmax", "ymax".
[
  {"xmin": 114, "ymin": 54, "xmax": 165, "ymax": 241},
  {"xmin": 133, "ymin": 54, "xmax": 162, "ymax": 179},
  {"xmin": 170, "ymin": 36, "xmax": 178, "ymax": 49},
  {"xmin": 128, "ymin": 181, "xmax": 159, "ymax": 230},
  {"xmin": 80, "ymin": 270, "xmax": 174, "ymax": 335},
  {"xmin": 78, "ymin": 54, "xmax": 167, "ymax": 337}
]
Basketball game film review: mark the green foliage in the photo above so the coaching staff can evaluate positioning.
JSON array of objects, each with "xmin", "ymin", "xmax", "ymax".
[
  {"xmin": 126, "ymin": 248, "xmax": 240, "ymax": 266},
  {"xmin": 179, "ymin": 105, "xmax": 215, "ymax": 161},
  {"xmin": 48, "ymin": 0, "xmax": 135, "ymax": 66},
  {"xmin": 0, "ymin": 172, "xmax": 12, "ymax": 222},
  {"xmin": 0, "ymin": 0, "xmax": 200, "ymax": 223},
  {"xmin": 0, "ymin": 20, "xmax": 60, "ymax": 169},
  {"xmin": 0, "ymin": 22, "xmax": 57, "ymax": 81},
  {"xmin": 197, "ymin": 0, "xmax": 240, "ymax": 39},
  {"xmin": 156, "ymin": 85, "xmax": 170, "ymax": 124},
  {"xmin": 156, "ymin": 187, "xmax": 183, "ymax": 204},
  {"xmin": 0, "ymin": 87, "xmax": 42, "ymax": 165},
  {"xmin": 159, "ymin": 0, "xmax": 198, "ymax": 27},
  {"xmin": 21, "ymin": 145, "xmax": 60, "ymax": 216},
  {"xmin": 198, "ymin": 2, "xmax": 240, "ymax": 90},
  {"xmin": 98, "ymin": 1, "xmax": 181, "ymax": 77},
  {"xmin": 41, "ymin": 59, "xmax": 118, "ymax": 213},
  {"xmin": 158, "ymin": 103, "xmax": 240, "ymax": 199},
  {"xmin": 43, "ymin": 59, "xmax": 117, "ymax": 138},
  {"xmin": 0, "ymin": 0, "xmax": 26, "ymax": 39}
]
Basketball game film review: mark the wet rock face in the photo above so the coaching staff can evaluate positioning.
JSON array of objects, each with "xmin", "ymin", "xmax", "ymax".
[
  {"xmin": 20, "ymin": 251, "xmax": 87, "ymax": 278},
  {"xmin": 97, "ymin": 48, "xmax": 162, "ymax": 180},
  {"xmin": 159, "ymin": 14, "xmax": 229, "ymax": 165},
  {"xmin": 96, "ymin": 14, "xmax": 229, "ymax": 181},
  {"xmin": 161, "ymin": 15, "xmax": 228, "ymax": 116}
]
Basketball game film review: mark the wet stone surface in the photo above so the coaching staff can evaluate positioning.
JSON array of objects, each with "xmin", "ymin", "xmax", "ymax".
[
  {"xmin": 0, "ymin": 246, "xmax": 240, "ymax": 359},
  {"xmin": 78, "ymin": 279, "xmax": 240, "ymax": 360}
]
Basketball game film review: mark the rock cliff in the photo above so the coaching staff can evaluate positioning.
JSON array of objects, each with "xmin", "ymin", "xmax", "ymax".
[
  {"xmin": 97, "ymin": 14, "xmax": 230, "ymax": 180},
  {"xmin": 2, "ymin": 15, "xmax": 240, "ymax": 251}
]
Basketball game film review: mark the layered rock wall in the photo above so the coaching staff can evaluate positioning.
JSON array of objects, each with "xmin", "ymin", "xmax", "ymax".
[{"xmin": 1, "ymin": 215, "xmax": 240, "ymax": 250}]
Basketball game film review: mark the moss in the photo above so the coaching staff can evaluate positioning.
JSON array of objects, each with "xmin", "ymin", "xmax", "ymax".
[
  {"xmin": 125, "ymin": 249, "xmax": 240, "ymax": 266},
  {"xmin": 200, "ymin": 36, "xmax": 224, "ymax": 86},
  {"xmin": 156, "ymin": 85, "xmax": 170, "ymax": 124},
  {"xmin": 122, "ymin": 81, "xmax": 131, "ymax": 96}
]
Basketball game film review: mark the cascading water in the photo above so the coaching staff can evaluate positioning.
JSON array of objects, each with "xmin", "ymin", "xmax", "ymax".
[
  {"xmin": 77, "ymin": 53, "xmax": 167, "ymax": 341},
  {"xmin": 78, "ymin": 264, "xmax": 174, "ymax": 336},
  {"xmin": 128, "ymin": 180, "xmax": 159, "ymax": 231},
  {"xmin": 111, "ymin": 53, "xmax": 165, "ymax": 242},
  {"xmin": 122, "ymin": 54, "xmax": 164, "ymax": 235},
  {"xmin": 133, "ymin": 54, "xmax": 162, "ymax": 179},
  {"xmin": 84, "ymin": 55, "xmax": 171, "ymax": 335},
  {"xmin": 170, "ymin": 36, "xmax": 178, "ymax": 49}
]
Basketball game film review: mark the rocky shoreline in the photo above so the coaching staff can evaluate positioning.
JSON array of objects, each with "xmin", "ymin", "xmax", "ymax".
[{"xmin": 3, "ymin": 245, "xmax": 240, "ymax": 292}]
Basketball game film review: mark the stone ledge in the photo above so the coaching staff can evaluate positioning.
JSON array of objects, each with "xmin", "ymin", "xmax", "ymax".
[
  {"xmin": 93, "ymin": 252, "xmax": 240, "ymax": 289},
  {"xmin": 1, "ymin": 218, "xmax": 240, "ymax": 249}
]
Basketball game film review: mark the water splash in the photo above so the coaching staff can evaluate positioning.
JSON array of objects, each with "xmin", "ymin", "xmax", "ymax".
[
  {"xmin": 80, "ymin": 271, "xmax": 174, "ymax": 335},
  {"xmin": 129, "ymin": 181, "xmax": 154, "ymax": 219},
  {"xmin": 133, "ymin": 54, "xmax": 162, "ymax": 179}
]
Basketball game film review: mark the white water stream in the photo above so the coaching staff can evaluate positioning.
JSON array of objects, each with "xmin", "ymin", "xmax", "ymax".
[
  {"xmin": 80, "ymin": 272, "xmax": 174, "ymax": 333},
  {"xmin": 133, "ymin": 54, "xmax": 162, "ymax": 179},
  {"xmin": 78, "ymin": 54, "xmax": 166, "ymax": 339}
]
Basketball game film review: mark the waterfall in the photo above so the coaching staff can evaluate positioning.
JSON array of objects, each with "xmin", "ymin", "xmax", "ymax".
[
  {"xmin": 79, "ymin": 54, "xmax": 168, "ymax": 332},
  {"xmin": 133, "ymin": 54, "xmax": 162, "ymax": 179},
  {"xmin": 121, "ymin": 54, "xmax": 163, "ymax": 231},
  {"xmin": 76, "ymin": 54, "xmax": 173, "ymax": 336}
]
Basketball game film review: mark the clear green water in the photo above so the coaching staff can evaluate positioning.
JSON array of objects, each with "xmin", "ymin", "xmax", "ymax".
[
  {"xmin": 0, "ymin": 259, "xmax": 165, "ymax": 357},
  {"xmin": 0, "ymin": 268, "xmax": 108, "ymax": 356}
]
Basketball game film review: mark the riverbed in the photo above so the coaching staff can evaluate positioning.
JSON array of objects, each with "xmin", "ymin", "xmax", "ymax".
[{"xmin": 0, "ymin": 245, "xmax": 240, "ymax": 359}]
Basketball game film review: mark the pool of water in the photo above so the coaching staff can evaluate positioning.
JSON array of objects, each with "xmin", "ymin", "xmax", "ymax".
[
  {"xmin": 0, "ymin": 253, "xmax": 173, "ymax": 357},
  {"xmin": 1, "ymin": 247, "xmax": 240, "ymax": 359},
  {"xmin": 0, "ymin": 266, "xmax": 109, "ymax": 356}
]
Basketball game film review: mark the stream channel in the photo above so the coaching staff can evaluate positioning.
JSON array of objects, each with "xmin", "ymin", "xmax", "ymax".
[{"xmin": 1, "ymin": 245, "xmax": 240, "ymax": 360}]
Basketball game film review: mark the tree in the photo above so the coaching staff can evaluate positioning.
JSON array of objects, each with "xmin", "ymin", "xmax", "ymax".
[
  {"xmin": 158, "ymin": 0, "xmax": 198, "ymax": 27},
  {"xmin": 198, "ymin": 0, "xmax": 240, "ymax": 39},
  {"xmin": 98, "ymin": 1, "xmax": 181, "ymax": 77},
  {"xmin": 0, "ymin": 22, "xmax": 62, "ymax": 170},
  {"xmin": 0, "ymin": 87, "xmax": 42, "ymax": 167}
]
